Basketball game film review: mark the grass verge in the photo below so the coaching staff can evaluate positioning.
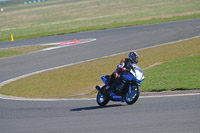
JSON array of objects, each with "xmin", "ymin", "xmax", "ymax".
[
  {"xmin": 0, "ymin": 0, "xmax": 200, "ymax": 41},
  {"xmin": 0, "ymin": 45, "xmax": 54, "ymax": 58},
  {"xmin": 1, "ymin": 14, "xmax": 200, "ymax": 42},
  {"xmin": 0, "ymin": 37, "xmax": 200, "ymax": 98},
  {"xmin": 142, "ymin": 55, "xmax": 200, "ymax": 92}
]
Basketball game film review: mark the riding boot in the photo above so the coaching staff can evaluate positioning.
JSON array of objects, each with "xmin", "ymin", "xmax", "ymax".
[
  {"xmin": 105, "ymin": 77, "xmax": 116, "ymax": 94},
  {"xmin": 103, "ymin": 77, "xmax": 112, "ymax": 93}
]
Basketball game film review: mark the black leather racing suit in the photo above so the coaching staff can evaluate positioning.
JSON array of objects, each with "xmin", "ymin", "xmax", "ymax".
[{"xmin": 107, "ymin": 58, "xmax": 134, "ymax": 86}]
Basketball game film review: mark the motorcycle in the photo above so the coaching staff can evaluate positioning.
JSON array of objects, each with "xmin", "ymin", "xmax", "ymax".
[{"xmin": 96, "ymin": 64, "xmax": 144, "ymax": 106}]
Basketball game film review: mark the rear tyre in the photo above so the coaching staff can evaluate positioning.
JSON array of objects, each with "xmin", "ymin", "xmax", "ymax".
[{"xmin": 125, "ymin": 85, "xmax": 140, "ymax": 105}]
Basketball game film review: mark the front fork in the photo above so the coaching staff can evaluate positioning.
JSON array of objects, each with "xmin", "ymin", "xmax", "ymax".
[
  {"xmin": 128, "ymin": 81, "xmax": 138, "ymax": 96},
  {"xmin": 129, "ymin": 81, "xmax": 132, "ymax": 94}
]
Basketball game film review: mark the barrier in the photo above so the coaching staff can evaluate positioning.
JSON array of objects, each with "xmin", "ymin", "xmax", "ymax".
[{"xmin": 24, "ymin": 0, "xmax": 46, "ymax": 4}]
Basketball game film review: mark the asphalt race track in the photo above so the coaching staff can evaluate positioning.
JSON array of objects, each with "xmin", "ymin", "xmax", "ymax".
[
  {"xmin": 0, "ymin": 94, "xmax": 200, "ymax": 133},
  {"xmin": 0, "ymin": 19, "xmax": 200, "ymax": 133}
]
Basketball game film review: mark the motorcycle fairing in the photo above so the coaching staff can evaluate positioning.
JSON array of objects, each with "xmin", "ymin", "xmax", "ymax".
[
  {"xmin": 101, "ymin": 75, "xmax": 109, "ymax": 85},
  {"xmin": 122, "ymin": 74, "xmax": 142, "ymax": 83}
]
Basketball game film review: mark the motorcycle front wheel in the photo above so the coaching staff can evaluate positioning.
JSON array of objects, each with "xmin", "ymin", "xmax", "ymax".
[
  {"xmin": 124, "ymin": 85, "xmax": 140, "ymax": 105},
  {"xmin": 96, "ymin": 92, "xmax": 110, "ymax": 106}
]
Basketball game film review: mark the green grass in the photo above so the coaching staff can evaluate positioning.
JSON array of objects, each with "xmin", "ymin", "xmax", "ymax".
[
  {"xmin": 0, "ymin": 50, "xmax": 22, "ymax": 58},
  {"xmin": 0, "ymin": 0, "xmax": 200, "ymax": 41},
  {"xmin": 0, "ymin": 45, "xmax": 55, "ymax": 58},
  {"xmin": 0, "ymin": 37, "xmax": 199, "ymax": 98},
  {"xmin": 143, "ymin": 55, "xmax": 200, "ymax": 91}
]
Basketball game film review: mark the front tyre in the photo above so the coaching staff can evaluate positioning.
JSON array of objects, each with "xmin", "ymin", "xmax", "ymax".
[
  {"xmin": 96, "ymin": 92, "xmax": 110, "ymax": 106},
  {"xmin": 125, "ymin": 85, "xmax": 140, "ymax": 105}
]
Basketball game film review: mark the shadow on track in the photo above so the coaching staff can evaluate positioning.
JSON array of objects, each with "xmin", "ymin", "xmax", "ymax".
[{"xmin": 70, "ymin": 104, "xmax": 126, "ymax": 112}]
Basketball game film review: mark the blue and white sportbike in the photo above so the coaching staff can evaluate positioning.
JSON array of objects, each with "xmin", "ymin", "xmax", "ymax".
[{"xmin": 96, "ymin": 64, "xmax": 144, "ymax": 106}]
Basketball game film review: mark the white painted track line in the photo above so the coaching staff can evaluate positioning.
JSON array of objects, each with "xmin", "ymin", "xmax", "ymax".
[
  {"xmin": 0, "ymin": 93, "xmax": 199, "ymax": 101},
  {"xmin": 1, "ymin": 36, "xmax": 200, "ymax": 88},
  {"xmin": 0, "ymin": 36, "xmax": 200, "ymax": 101}
]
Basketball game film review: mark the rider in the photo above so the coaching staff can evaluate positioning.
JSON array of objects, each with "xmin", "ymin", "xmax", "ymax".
[{"xmin": 104, "ymin": 51, "xmax": 139, "ymax": 92}]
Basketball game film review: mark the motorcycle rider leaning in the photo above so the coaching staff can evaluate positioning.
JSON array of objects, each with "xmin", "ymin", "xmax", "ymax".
[{"xmin": 104, "ymin": 51, "xmax": 139, "ymax": 93}]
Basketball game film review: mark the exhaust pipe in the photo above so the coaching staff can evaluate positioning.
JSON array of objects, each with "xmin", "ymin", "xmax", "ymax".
[{"xmin": 110, "ymin": 92, "xmax": 125, "ymax": 102}]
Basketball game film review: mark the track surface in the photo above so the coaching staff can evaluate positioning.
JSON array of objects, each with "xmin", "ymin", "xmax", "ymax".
[
  {"xmin": 1, "ymin": 94, "xmax": 200, "ymax": 133},
  {"xmin": 0, "ymin": 19, "xmax": 200, "ymax": 133}
]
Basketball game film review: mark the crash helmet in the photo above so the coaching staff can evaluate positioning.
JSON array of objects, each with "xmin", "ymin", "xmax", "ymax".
[{"xmin": 128, "ymin": 51, "xmax": 139, "ymax": 64}]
